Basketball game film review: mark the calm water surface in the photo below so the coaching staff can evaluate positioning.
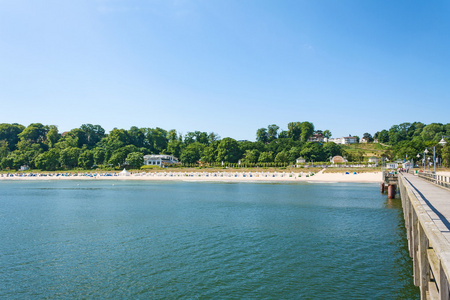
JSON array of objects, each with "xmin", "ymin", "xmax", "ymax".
[{"xmin": 0, "ymin": 180, "xmax": 419, "ymax": 299}]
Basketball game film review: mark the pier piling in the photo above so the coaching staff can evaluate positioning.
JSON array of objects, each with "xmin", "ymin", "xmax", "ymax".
[{"xmin": 388, "ymin": 184, "xmax": 396, "ymax": 199}]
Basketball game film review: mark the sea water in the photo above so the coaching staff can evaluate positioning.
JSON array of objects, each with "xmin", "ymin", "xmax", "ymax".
[{"xmin": 0, "ymin": 180, "xmax": 419, "ymax": 299}]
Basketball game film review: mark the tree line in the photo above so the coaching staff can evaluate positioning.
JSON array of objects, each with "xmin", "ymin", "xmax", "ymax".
[
  {"xmin": 0, "ymin": 122, "xmax": 340, "ymax": 171},
  {"xmin": 372, "ymin": 122, "xmax": 450, "ymax": 166},
  {"xmin": 0, "ymin": 121, "xmax": 449, "ymax": 171}
]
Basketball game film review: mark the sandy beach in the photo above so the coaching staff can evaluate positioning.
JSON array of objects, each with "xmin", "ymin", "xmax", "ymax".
[{"xmin": 0, "ymin": 169, "xmax": 383, "ymax": 183}]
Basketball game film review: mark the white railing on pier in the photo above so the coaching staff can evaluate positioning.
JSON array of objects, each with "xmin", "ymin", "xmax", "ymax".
[{"xmin": 418, "ymin": 172, "xmax": 450, "ymax": 190}]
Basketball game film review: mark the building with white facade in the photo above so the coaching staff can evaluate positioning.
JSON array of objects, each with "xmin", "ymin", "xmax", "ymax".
[
  {"xmin": 143, "ymin": 155, "xmax": 179, "ymax": 167},
  {"xmin": 368, "ymin": 156, "xmax": 379, "ymax": 164},
  {"xmin": 328, "ymin": 136, "xmax": 358, "ymax": 144},
  {"xmin": 296, "ymin": 156, "xmax": 306, "ymax": 163}
]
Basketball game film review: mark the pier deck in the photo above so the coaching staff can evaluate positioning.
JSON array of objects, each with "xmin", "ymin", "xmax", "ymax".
[{"xmin": 402, "ymin": 173, "xmax": 450, "ymax": 242}]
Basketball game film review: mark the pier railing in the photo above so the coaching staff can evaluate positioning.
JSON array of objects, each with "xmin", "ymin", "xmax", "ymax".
[
  {"xmin": 399, "ymin": 175, "xmax": 450, "ymax": 299},
  {"xmin": 418, "ymin": 172, "xmax": 450, "ymax": 190}
]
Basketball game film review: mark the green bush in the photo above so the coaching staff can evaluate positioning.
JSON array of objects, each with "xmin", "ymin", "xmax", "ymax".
[{"xmin": 141, "ymin": 165, "xmax": 160, "ymax": 170}]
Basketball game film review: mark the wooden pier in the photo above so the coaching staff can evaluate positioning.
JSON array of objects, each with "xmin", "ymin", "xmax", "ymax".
[{"xmin": 398, "ymin": 172, "xmax": 450, "ymax": 299}]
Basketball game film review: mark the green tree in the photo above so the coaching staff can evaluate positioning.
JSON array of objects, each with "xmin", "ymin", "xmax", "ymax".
[
  {"xmin": 46, "ymin": 125, "xmax": 60, "ymax": 148},
  {"xmin": 18, "ymin": 123, "xmax": 48, "ymax": 144},
  {"xmin": 323, "ymin": 130, "xmax": 332, "ymax": 140},
  {"xmin": 362, "ymin": 132, "xmax": 373, "ymax": 142},
  {"xmin": 267, "ymin": 124, "xmax": 279, "ymax": 142},
  {"xmin": 35, "ymin": 149, "xmax": 60, "ymax": 170},
  {"xmin": 274, "ymin": 150, "xmax": 289, "ymax": 163},
  {"xmin": 300, "ymin": 122, "xmax": 314, "ymax": 142},
  {"xmin": 200, "ymin": 141, "xmax": 219, "ymax": 163},
  {"xmin": 0, "ymin": 140, "xmax": 10, "ymax": 159},
  {"xmin": 242, "ymin": 149, "xmax": 260, "ymax": 163},
  {"xmin": 216, "ymin": 138, "xmax": 241, "ymax": 163},
  {"xmin": 167, "ymin": 129, "xmax": 178, "ymax": 143},
  {"xmin": 80, "ymin": 124, "xmax": 105, "ymax": 148},
  {"xmin": 208, "ymin": 132, "xmax": 220, "ymax": 143},
  {"xmin": 322, "ymin": 142, "xmax": 342, "ymax": 160},
  {"xmin": 288, "ymin": 146, "xmax": 301, "ymax": 162},
  {"xmin": 287, "ymin": 122, "xmax": 302, "ymax": 141},
  {"xmin": 258, "ymin": 151, "xmax": 273, "ymax": 163},
  {"xmin": 300, "ymin": 142, "xmax": 322, "ymax": 161},
  {"xmin": 149, "ymin": 127, "xmax": 168, "ymax": 153},
  {"xmin": 126, "ymin": 152, "xmax": 144, "ymax": 169},
  {"xmin": 128, "ymin": 126, "xmax": 147, "ymax": 148},
  {"xmin": 256, "ymin": 128, "xmax": 269, "ymax": 144},
  {"xmin": 421, "ymin": 123, "xmax": 444, "ymax": 141},
  {"xmin": 108, "ymin": 148, "xmax": 128, "ymax": 167},
  {"xmin": 1, "ymin": 154, "xmax": 15, "ymax": 170},
  {"xmin": 442, "ymin": 144, "xmax": 450, "ymax": 167},
  {"xmin": 166, "ymin": 140, "xmax": 183, "ymax": 159},
  {"xmin": 0, "ymin": 123, "xmax": 25, "ymax": 150},
  {"xmin": 78, "ymin": 150, "xmax": 94, "ymax": 169},
  {"xmin": 93, "ymin": 148, "xmax": 106, "ymax": 165},
  {"xmin": 59, "ymin": 147, "xmax": 81, "ymax": 169},
  {"xmin": 180, "ymin": 142, "xmax": 204, "ymax": 164}
]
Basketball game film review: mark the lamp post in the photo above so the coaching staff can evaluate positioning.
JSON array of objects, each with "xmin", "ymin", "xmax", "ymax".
[
  {"xmin": 439, "ymin": 136, "xmax": 449, "ymax": 146},
  {"xmin": 424, "ymin": 148, "xmax": 428, "ymax": 172},
  {"xmin": 433, "ymin": 147, "xmax": 436, "ymax": 175}
]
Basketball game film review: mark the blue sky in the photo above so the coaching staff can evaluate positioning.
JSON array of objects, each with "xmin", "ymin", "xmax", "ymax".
[{"xmin": 1, "ymin": 0, "xmax": 449, "ymax": 140}]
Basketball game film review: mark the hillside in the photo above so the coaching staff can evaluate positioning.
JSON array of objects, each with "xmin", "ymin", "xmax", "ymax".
[{"xmin": 341, "ymin": 143, "xmax": 390, "ymax": 160}]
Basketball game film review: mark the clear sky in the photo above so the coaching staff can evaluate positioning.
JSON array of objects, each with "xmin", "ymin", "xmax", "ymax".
[{"xmin": 1, "ymin": 0, "xmax": 449, "ymax": 141}]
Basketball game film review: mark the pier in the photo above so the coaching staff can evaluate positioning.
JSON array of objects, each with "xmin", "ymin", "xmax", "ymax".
[
  {"xmin": 382, "ymin": 170, "xmax": 398, "ymax": 199},
  {"xmin": 398, "ymin": 172, "xmax": 450, "ymax": 299}
]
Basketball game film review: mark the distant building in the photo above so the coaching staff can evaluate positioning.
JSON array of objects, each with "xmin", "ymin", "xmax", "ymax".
[
  {"xmin": 403, "ymin": 161, "xmax": 413, "ymax": 169},
  {"xmin": 296, "ymin": 156, "xmax": 306, "ymax": 164},
  {"xmin": 328, "ymin": 136, "xmax": 357, "ymax": 144},
  {"xmin": 360, "ymin": 137, "xmax": 369, "ymax": 143},
  {"xmin": 307, "ymin": 134, "xmax": 325, "ymax": 143},
  {"xmin": 328, "ymin": 138, "xmax": 342, "ymax": 144},
  {"xmin": 342, "ymin": 136, "xmax": 357, "ymax": 144},
  {"xmin": 368, "ymin": 156, "xmax": 379, "ymax": 164},
  {"xmin": 386, "ymin": 163, "xmax": 398, "ymax": 169},
  {"xmin": 143, "ymin": 155, "xmax": 179, "ymax": 167},
  {"xmin": 331, "ymin": 155, "xmax": 347, "ymax": 164}
]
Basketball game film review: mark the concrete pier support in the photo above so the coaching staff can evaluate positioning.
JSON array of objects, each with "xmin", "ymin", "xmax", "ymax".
[
  {"xmin": 388, "ymin": 184, "xmax": 396, "ymax": 199},
  {"xmin": 381, "ymin": 183, "xmax": 385, "ymax": 194}
]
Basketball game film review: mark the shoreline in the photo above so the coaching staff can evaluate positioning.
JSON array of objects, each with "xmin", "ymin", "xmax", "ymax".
[{"xmin": 0, "ymin": 170, "xmax": 383, "ymax": 183}]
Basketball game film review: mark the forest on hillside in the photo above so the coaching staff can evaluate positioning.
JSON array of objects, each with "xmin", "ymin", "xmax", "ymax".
[{"xmin": 0, "ymin": 121, "xmax": 449, "ymax": 171}]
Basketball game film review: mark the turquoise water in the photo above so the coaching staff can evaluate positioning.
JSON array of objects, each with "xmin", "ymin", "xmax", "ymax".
[{"xmin": 0, "ymin": 180, "xmax": 418, "ymax": 299}]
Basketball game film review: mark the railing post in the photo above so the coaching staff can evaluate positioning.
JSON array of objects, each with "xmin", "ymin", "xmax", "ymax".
[
  {"xmin": 440, "ymin": 261, "xmax": 449, "ymax": 300},
  {"xmin": 413, "ymin": 210, "xmax": 419, "ymax": 286},
  {"xmin": 418, "ymin": 224, "xmax": 429, "ymax": 298}
]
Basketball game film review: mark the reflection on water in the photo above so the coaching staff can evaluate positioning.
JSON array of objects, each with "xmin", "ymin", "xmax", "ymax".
[{"xmin": 0, "ymin": 180, "xmax": 419, "ymax": 299}]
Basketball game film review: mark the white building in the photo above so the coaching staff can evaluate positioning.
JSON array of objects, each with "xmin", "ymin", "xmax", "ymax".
[
  {"xmin": 368, "ymin": 156, "xmax": 379, "ymax": 164},
  {"xmin": 386, "ymin": 163, "xmax": 399, "ymax": 169},
  {"xmin": 342, "ymin": 136, "xmax": 357, "ymax": 144},
  {"xmin": 360, "ymin": 137, "xmax": 369, "ymax": 143},
  {"xmin": 328, "ymin": 136, "xmax": 357, "ymax": 144},
  {"xmin": 143, "ymin": 155, "xmax": 179, "ymax": 167},
  {"xmin": 296, "ymin": 156, "xmax": 306, "ymax": 163}
]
